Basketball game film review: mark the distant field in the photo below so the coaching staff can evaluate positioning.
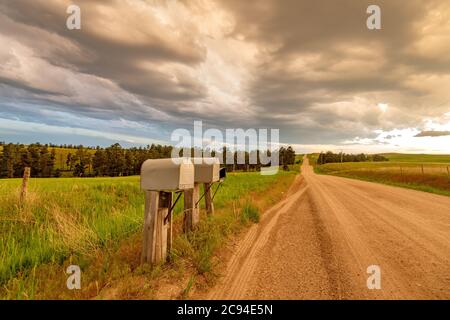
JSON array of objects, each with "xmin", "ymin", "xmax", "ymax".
[
  {"xmin": 50, "ymin": 147, "xmax": 96, "ymax": 171},
  {"xmin": 381, "ymin": 153, "xmax": 450, "ymax": 163},
  {"xmin": 307, "ymin": 153, "xmax": 319, "ymax": 165},
  {"xmin": 294, "ymin": 154, "xmax": 304, "ymax": 164},
  {"xmin": 315, "ymin": 161, "xmax": 450, "ymax": 196},
  {"xmin": 0, "ymin": 169, "xmax": 297, "ymax": 299}
]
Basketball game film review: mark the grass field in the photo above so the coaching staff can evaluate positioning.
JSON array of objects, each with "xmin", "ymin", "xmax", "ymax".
[
  {"xmin": 315, "ymin": 160, "xmax": 450, "ymax": 196},
  {"xmin": 381, "ymin": 153, "xmax": 450, "ymax": 163},
  {"xmin": 0, "ymin": 168, "xmax": 298, "ymax": 299}
]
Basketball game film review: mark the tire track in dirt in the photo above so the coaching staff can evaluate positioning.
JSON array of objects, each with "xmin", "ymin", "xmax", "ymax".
[{"xmin": 208, "ymin": 175, "xmax": 309, "ymax": 299}]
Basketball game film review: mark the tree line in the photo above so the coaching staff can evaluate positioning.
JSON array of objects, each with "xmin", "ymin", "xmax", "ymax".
[
  {"xmin": 0, "ymin": 143, "xmax": 56, "ymax": 178},
  {"xmin": 316, "ymin": 151, "xmax": 388, "ymax": 165},
  {"xmin": 0, "ymin": 142, "xmax": 296, "ymax": 178}
]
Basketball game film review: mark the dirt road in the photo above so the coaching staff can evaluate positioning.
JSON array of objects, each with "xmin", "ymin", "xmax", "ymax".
[{"xmin": 207, "ymin": 158, "xmax": 450, "ymax": 299}]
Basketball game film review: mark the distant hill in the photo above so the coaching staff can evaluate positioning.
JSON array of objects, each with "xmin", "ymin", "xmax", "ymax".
[{"xmin": 381, "ymin": 153, "xmax": 450, "ymax": 164}]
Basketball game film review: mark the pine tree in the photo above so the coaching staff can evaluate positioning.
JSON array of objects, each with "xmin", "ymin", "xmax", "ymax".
[{"xmin": 0, "ymin": 144, "xmax": 15, "ymax": 178}]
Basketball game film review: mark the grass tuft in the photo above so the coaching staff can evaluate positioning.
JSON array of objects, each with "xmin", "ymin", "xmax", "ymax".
[{"xmin": 241, "ymin": 202, "xmax": 260, "ymax": 224}]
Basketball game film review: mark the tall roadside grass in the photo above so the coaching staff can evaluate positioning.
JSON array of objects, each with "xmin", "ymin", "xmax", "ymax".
[
  {"xmin": 0, "ymin": 169, "xmax": 297, "ymax": 299},
  {"xmin": 0, "ymin": 177, "xmax": 144, "ymax": 286}
]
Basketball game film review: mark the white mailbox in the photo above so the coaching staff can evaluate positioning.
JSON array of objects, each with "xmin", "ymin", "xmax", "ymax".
[
  {"xmin": 191, "ymin": 158, "xmax": 221, "ymax": 183},
  {"xmin": 140, "ymin": 158, "xmax": 194, "ymax": 191}
]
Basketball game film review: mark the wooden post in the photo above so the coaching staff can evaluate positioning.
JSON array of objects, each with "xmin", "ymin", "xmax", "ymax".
[
  {"xmin": 156, "ymin": 191, "xmax": 171, "ymax": 262},
  {"xmin": 447, "ymin": 166, "xmax": 449, "ymax": 177},
  {"xmin": 421, "ymin": 164, "xmax": 424, "ymax": 176},
  {"xmin": 142, "ymin": 191, "xmax": 158, "ymax": 264},
  {"xmin": 20, "ymin": 167, "xmax": 31, "ymax": 202},
  {"xmin": 141, "ymin": 191, "xmax": 172, "ymax": 265},
  {"xmin": 183, "ymin": 183, "xmax": 200, "ymax": 232},
  {"xmin": 204, "ymin": 183, "xmax": 214, "ymax": 215},
  {"xmin": 166, "ymin": 193, "xmax": 173, "ymax": 256}
]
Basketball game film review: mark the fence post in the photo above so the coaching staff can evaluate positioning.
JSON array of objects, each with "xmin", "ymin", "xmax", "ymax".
[
  {"xmin": 20, "ymin": 167, "xmax": 31, "ymax": 203},
  {"xmin": 447, "ymin": 166, "xmax": 449, "ymax": 177},
  {"xmin": 204, "ymin": 183, "xmax": 214, "ymax": 215},
  {"xmin": 184, "ymin": 183, "xmax": 200, "ymax": 232},
  {"xmin": 421, "ymin": 164, "xmax": 424, "ymax": 176}
]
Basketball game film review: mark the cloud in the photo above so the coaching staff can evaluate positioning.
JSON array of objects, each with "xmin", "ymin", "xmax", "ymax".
[
  {"xmin": 220, "ymin": 0, "xmax": 450, "ymax": 141},
  {"xmin": 0, "ymin": 0, "xmax": 450, "ymax": 151},
  {"xmin": 415, "ymin": 131, "xmax": 450, "ymax": 137}
]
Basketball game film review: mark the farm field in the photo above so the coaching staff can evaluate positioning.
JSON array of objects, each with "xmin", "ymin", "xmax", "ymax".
[
  {"xmin": 381, "ymin": 153, "xmax": 450, "ymax": 163},
  {"xmin": 0, "ymin": 168, "xmax": 297, "ymax": 299},
  {"xmin": 315, "ymin": 159, "xmax": 450, "ymax": 196}
]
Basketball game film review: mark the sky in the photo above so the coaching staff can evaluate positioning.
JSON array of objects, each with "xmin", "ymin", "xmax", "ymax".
[{"xmin": 1, "ymin": 0, "xmax": 450, "ymax": 154}]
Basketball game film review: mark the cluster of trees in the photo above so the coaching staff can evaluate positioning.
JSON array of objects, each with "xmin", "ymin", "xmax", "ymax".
[
  {"xmin": 0, "ymin": 143, "xmax": 56, "ymax": 178},
  {"xmin": 73, "ymin": 143, "xmax": 173, "ymax": 177},
  {"xmin": 48, "ymin": 143, "xmax": 97, "ymax": 150},
  {"xmin": 279, "ymin": 146, "xmax": 296, "ymax": 170},
  {"xmin": 316, "ymin": 151, "xmax": 388, "ymax": 165},
  {"xmin": 201, "ymin": 145, "xmax": 296, "ymax": 173},
  {"xmin": 1, "ymin": 141, "xmax": 297, "ymax": 178}
]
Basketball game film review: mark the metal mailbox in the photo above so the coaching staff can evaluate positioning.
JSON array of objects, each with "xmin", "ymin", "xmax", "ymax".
[
  {"xmin": 191, "ymin": 157, "xmax": 221, "ymax": 183},
  {"xmin": 140, "ymin": 158, "xmax": 194, "ymax": 191}
]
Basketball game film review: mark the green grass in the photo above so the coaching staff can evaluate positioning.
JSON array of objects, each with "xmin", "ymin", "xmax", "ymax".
[
  {"xmin": 307, "ymin": 152, "xmax": 450, "ymax": 165},
  {"xmin": 240, "ymin": 202, "xmax": 260, "ymax": 224},
  {"xmin": 0, "ymin": 169, "xmax": 297, "ymax": 299},
  {"xmin": 0, "ymin": 176, "xmax": 143, "ymax": 285},
  {"xmin": 381, "ymin": 153, "xmax": 450, "ymax": 164},
  {"xmin": 315, "ymin": 161, "xmax": 450, "ymax": 197}
]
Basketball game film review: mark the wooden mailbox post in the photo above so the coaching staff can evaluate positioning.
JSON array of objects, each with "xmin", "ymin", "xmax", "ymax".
[
  {"xmin": 140, "ymin": 157, "xmax": 223, "ymax": 264},
  {"xmin": 183, "ymin": 158, "xmax": 220, "ymax": 232},
  {"xmin": 181, "ymin": 157, "xmax": 221, "ymax": 233},
  {"xmin": 140, "ymin": 158, "xmax": 194, "ymax": 265},
  {"xmin": 190, "ymin": 158, "xmax": 220, "ymax": 217},
  {"xmin": 183, "ymin": 157, "xmax": 220, "ymax": 231},
  {"xmin": 183, "ymin": 183, "xmax": 200, "ymax": 232}
]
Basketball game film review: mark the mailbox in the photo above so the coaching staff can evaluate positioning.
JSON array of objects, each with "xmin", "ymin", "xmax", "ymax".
[
  {"xmin": 140, "ymin": 158, "xmax": 194, "ymax": 191},
  {"xmin": 191, "ymin": 158, "xmax": 221, "ymax": 183},
  {"xmin": 219, "ymin": 167, "xmax": 226, "ymax": 182}
]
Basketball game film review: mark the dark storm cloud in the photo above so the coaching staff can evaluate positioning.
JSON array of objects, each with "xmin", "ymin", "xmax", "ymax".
[
  {"xmin": 0, "ymin": 0, "xmax": 450, "ymax": 147},
  {"xmin": 220, "ymin": 0, "xmax": 450, "ymax": 143},
  {"xmin": 415, "ymin": 131, "xmax": 450, "ymax": 137},
  {"xmin": 0, "ymin": 0, "xmax": 208, "ymax": 122}
]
